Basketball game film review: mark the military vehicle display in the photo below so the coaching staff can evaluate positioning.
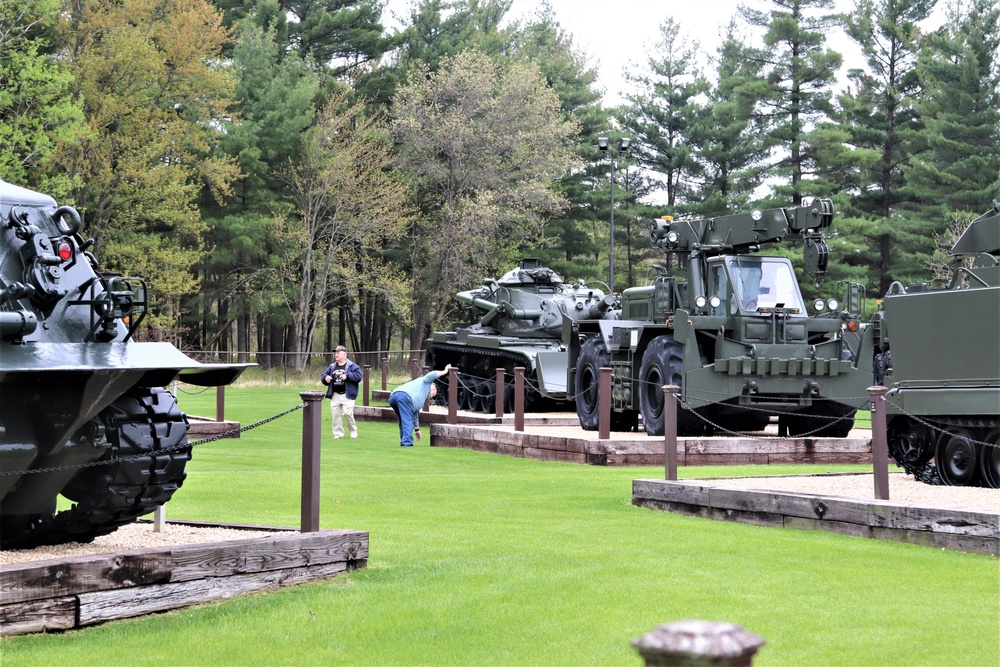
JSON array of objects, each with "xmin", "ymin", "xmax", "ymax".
[
  {"xmin": 425, "ymin": 259, "xmax": 618, "ymax": 412},
  {"xmin": 570, "ymin": 198, "xmax": 873, "ymax": 437},
  {"xmin": 0, "ymin": 179, "xmax": 248, "ymax": 549},
  {"xmin": 873, "ymin": 201, "xmax": 1000, "ymax": 487}
]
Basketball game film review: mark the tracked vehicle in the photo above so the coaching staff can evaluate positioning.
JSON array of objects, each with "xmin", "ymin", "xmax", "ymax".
[
  {"xmin": 570, "ymin": 198, "xmax": 873, "ymax": 436},
  {"xmin": 425, "ymin": 260, "xmax": 618, "ymax": 412},
  {"xmin": 874, "ymin": 201, "xmax": 1000, "ymax": 487},
  {"xmin": 0, "ymin": 179, "xmax": 248, "ymax": 548}
]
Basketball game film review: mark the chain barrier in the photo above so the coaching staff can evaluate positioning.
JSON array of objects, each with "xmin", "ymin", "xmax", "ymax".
[
  {"xmin": 885, "ymin": 397, "xmax": 999, "ymax": 450},
  {"xmin": 0, "ymin": 403, "xmax": 306, "ymax": 477}
]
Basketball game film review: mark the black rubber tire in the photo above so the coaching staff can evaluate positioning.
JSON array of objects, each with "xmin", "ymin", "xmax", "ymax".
[
  {"xmin": 886, "ymin": 417, "xmax": 934, "ymax": 468},
  {"xmin": 637, "ymin": 336, "xmax": 702, "ymax": 436},
  {"xmin": 781, "ymin": 401, "xmax": 857, "ymax": 438},
  {"xmin": 456, "ymin": 378, "xmax": 472, "ymax": 411},
  {"xmin": 481, "ymin": 380, "xmax": 497, "ymax": 414},
  {"xmin": 48, "ymin": 387, "xmax": 192, "ymax": 544},
  {"xmin": 935, "ymin": 428, "xmax": 979, "ymax": 486},
  {"xmin": 980, "ymin": 429, "xmax": 1000, "ymax": 489},
  {"xmin": 575, "ymin": 337, "xmax": 608, "ymax": 431}
]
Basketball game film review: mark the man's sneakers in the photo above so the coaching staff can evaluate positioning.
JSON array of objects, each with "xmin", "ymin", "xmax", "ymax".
[{"xmin": 350, "ymin": 432, "xmax": 358, "ymax": 438}]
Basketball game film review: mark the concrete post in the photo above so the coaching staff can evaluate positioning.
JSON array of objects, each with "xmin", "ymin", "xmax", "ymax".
[
  {"xmin": 495, "ymin": 368, "xmax": 505, "ymax": 419},
  {"xmin": 868, "ymin": 385, "xmax": 890, "ymax": 500},
  {"xmin": 663, "ymin": 385, "xmax": 679, "ymax": 480},
  {"xmin": 632, "ymin": 620, "xmax": 765, "ymax": 667},
  {"xmin": 448, "ymin": 370, "xmax": 458, "ymax": 425},
  {"xmin": 514, "ymin": 367, "xmax": 525, "ymax": 432},
  {"xmin": 599, "ymin": 366, "xmax": 611, "ymax": 439},
  {"xmin": 362, "ymin": 365, "xmax": 370, "ymax": 407},
  {"xmin": 299, "ymin": 390, "xmax": 324, "ymax": 533}
]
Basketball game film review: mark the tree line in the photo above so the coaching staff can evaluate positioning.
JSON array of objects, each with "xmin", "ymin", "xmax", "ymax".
[{"xmin": 1, "ymin": 0, "xmax": 997, "ymax": 367}]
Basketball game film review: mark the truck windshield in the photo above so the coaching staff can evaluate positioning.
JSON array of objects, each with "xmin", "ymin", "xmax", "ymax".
[{"xmin": 727, "ymin": 257, "xmax": 805, "ymax": 313}]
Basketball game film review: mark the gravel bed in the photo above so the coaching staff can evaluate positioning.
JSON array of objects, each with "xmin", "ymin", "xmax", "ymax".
[{"xmin": 0, "ymin": 523, "xmax": 277, "ymax": 566}]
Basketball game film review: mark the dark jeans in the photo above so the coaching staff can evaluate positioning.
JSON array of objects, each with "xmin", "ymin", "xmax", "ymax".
[{"xmin": 388, "ymin": 391, "xmax": 415, "ymax": 446}]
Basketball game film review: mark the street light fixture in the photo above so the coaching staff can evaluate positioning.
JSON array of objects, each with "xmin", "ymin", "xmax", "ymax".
[{"xmin": 597, "ymin": 136, "xmax": 631, "ymax": 292}]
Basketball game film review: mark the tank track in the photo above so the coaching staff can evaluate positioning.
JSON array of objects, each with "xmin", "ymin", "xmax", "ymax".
[
  {"xmin": 1, "ymin": 387, "xmax": 192, "ymax": 548},
  {"xmin": 888, "ymin": 414, "xmax": 1000, "ymax": 487},
  {"xmin": 425, "ymin": 341, "xmax": 570, "ymax": 412}
]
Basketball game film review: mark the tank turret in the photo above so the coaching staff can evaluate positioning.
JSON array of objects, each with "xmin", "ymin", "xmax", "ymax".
[{"xmin": 0, "ymin": 179, "xmax": 250, "ymax": 549}]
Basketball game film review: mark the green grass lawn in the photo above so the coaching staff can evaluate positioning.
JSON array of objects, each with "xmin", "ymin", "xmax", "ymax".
[{"xmin": 4, "ymin": 384, "xmax": 997, "ymax": 666}]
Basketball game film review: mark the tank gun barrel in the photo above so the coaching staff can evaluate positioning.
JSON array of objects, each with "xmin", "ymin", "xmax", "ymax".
[{"xmin": 586, "ymin": 295, "xmax": 617, "ymax": 319}]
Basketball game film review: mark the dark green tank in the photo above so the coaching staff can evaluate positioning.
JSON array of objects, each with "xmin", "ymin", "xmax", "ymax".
[{"xmin": 0, "ymin": 179, "xmax": 248, "ymax": 548}]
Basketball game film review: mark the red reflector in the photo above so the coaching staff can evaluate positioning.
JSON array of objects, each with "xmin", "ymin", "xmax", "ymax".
[
  {"xmin": 848, "ymin": 321, "xmax": 858, "ymax": 331},
  {"xmin": 58, "ymin": 241, "xmax": 72, "ymax": 261}
]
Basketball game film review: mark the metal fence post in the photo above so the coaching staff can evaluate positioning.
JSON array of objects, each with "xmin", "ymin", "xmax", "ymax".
[
  {"xmin": 868, "ymin": 385, "xmax": 890, "ymax": 500},
  {"xmin": 664, "ymin": 385, "xmax": 679, "ymax": 480},
  {"xmin": 514, "ymin": 367, "xmax": 525, "ymax": 432},
  {"xmin": 299, "ymin": 390, "xmax": 324, "ymax": 533},
  {"xmin": 599, "ymin": 366, "xmax": 611, "ymax": 439},
  {"xmin": 448, "ymin": 370, "xmax": 458, "ymax": 425},
  {"xmin": 632, "ymin": 620, "xmax": 765, "ymax": 667},
  {"xmin": 495, "ymin": 368, "xmax": 505, "ymax": 419},
  {"xmin": 362, "ymin": 365, "xmax": 370, "ymax": 407}
]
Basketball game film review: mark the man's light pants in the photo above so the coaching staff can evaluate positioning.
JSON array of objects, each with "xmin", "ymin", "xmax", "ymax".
[{"xmin": 330, "ymin": 393, "xmax": 357, "ymax": 437}]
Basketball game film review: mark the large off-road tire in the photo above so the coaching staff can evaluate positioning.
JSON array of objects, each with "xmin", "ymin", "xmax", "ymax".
[
  {"xmin": 49, "ymin": 387, "xmax": 192, "ymax": 544},
  {"xmin": 780, "ymin": 401, "xmax": 857, "ymax": 438},
  {"xmin": 575, "ymin": 337, "xmax": 609, "ymax": 431},
  {"xmin": 638, "ymin": 336, "xmax": 702, "ymax": 437}
]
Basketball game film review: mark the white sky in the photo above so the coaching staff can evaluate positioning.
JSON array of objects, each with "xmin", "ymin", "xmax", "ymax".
[{"xmin": 385, "ymin": 0, "xmax": 948, "ymax": 107}]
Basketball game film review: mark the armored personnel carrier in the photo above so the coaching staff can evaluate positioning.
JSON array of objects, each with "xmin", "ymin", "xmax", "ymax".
[
  {"xmin": 0, "ymin": 179, "xmax": 248, "ymax": 548},
  {"xmin": 569, "ymin": 199, "xmax": 873, "ymax": 436},
  {"xmin": 425, "ymin": 259, "xmax": 618, "ymax": 412},
  {"xmin": 874, "ymin": 202, "xmax": 1000, "ymax": 487}
]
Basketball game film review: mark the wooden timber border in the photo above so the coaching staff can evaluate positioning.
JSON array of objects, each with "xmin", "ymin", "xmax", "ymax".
[
  {"xmin": 632, "ymin": 476, "xmax": 999, "ymax": 556},
  {"xmin": 0, "ymin": 525, "xmax": 368, "ymax": 636},
  {"xmin": 427, "ymin": 423, "xmax": 872, "ymax": 466}
]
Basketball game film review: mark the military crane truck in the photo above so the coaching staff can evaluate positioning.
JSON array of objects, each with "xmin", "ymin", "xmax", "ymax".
[{"xmin": 569, "ymin": 198, "xmax": 873, "ymax": 437}]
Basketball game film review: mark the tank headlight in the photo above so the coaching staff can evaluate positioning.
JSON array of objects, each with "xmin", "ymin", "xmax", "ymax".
[
  {"xmin": 827, "ymin": 298, "xmax": 839, "ymax": 311},
  {"xmin": 666, "ymin": 231, "xmax": 679, "ymax": 244},
  {"xmin": 813, "ymin": 298, "xmax": 825, "ymax": 312},
  {"xmin": 709, "ymin": 295, "xmax": 721, "ymax": 308},
  {"xmin": 695, "ymin": 296, "xmax": 707, "ymax": 308},
  {"xmin": 847, "ymin": 321, "xmax": 859, "ymax": 331}
]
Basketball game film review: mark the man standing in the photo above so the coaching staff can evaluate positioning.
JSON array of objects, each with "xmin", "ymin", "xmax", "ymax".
[
  {"xmin": 322, "ymin": 346, "xmax": 363, "ymax": 439},
  {"xmin": 388, "ymin": 364, "xmax": 452, "ymax": 447}
]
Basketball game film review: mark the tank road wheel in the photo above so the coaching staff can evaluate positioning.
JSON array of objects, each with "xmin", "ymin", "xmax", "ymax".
[
  {"xmin": 978, "ymin": 428, "xmax": 1000, "ymax": 489},
  {"xmin": 886, "ymin": 418, "xmax": 934, "ymax": 468},
  {"xmin": 481, "ymin": 380, "xmax": 497, "ymax": 414},
  {"xmin": 456, "ymin": 378, "xmax": 472, "ymax": 412},
  {"xmin": 638, "ymin": 336, "xmax": 702, "ymax": 437},
  {"xmin": 575, "ymin": 337, "xmax": 609, "ymax": 431},
  {"xmin": 49, "ymin": 387, "xmax": 192, "ymax": 543},
  {"xmin": 935, "ymin": 428, "xmax": 979, "ymax": 486}
]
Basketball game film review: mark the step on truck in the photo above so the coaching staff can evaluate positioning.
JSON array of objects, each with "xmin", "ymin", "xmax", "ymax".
[{"xmin": 569, "ymin": 198, "xmax": 874, "ymax": 437}]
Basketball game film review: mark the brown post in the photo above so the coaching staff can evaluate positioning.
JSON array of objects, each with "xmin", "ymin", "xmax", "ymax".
[
  {"xmin": 448, "ymin": 370, "xmax": 458, "ymax": 425},
  {"xmin": 868, "ymin": 386, "xmax": 890, "ymax": 500},
  {"xmin": 423, "ymin": 365, "xmax": 431, "ymax": 412},
  {"xmin": 663, "ymin": 385, "xmax": 679, "ymax": 480},
  {"xmin": 299, "ymin": 390, "xmax": 324, "ymax": 533},
  {"xmin": 599, "ymin": 366, "xmax": 611, "ymax": 439},
  {"xmin": 381, "ymin": 356, "xmax": 388, "ymax": 391},
  {"xmin": 410, "ymin": 358, "xmax": 420, "ymax": 379},
  {"xmin": 495, "ymin": 368, "xmax": 505, "ymax": 419},
  {"xmin": 216, "ymin": 385, "xmax": 225, "ymax": 422},
  {"xmin": 632, "ymin": 620, "xmax": 765, "ymax": 667},
  {"xmin": 514, "ymin": 367, "xmax": 525, "ymax": 432},
  {"xmin": 362, "ymin": 365, "xmax": 370, "ymax": 407}
]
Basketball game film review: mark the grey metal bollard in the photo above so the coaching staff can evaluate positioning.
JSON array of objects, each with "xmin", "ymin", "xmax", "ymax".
[
  {"xmin": 632, "ymin": 620, "xmax": 765, "ymax": 667},
  {"xmin": 868, "ymin": 385, "xmax": 890, "ymax": 500},
  {"xmin": 663, "ymin": 385, "xmax": 679, "ymax": 480},
  {"xmin": 299, "ymin": 390, "xmax": 324, "ymax": 533}
]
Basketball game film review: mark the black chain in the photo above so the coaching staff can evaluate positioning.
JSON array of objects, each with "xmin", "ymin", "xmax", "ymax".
[
  {"xmin": 0, "ymin": 403, "xmax": 306, "ymax": 477},
  {"xmin": 884, "ymin": 398, "xmax": 999, "ymax": 450}
]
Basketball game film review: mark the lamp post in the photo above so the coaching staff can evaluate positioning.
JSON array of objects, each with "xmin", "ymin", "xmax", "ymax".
[{"xmin": 597, "ymin": 136, "xmax": 631, "ymax": 292}]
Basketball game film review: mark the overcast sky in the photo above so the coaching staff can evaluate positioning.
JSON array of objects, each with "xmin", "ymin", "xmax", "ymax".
[{"xmin": 385, "ymin": 0, "xmax": 948, "ymax": 107}]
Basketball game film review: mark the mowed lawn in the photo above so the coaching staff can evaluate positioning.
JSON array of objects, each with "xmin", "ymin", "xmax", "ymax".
[{"xmin": 4, "ymin": 384, "xmax": 998, "ymax": 666}]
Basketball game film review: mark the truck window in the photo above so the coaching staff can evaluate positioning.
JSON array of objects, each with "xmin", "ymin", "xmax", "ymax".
[
  {"xmin": 728, "ymin": 257, "xmax": 805, "ymax": 313},
  {"xmin": 708, "ymin": 263, "xmax": 729, "ymax": 316}
]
